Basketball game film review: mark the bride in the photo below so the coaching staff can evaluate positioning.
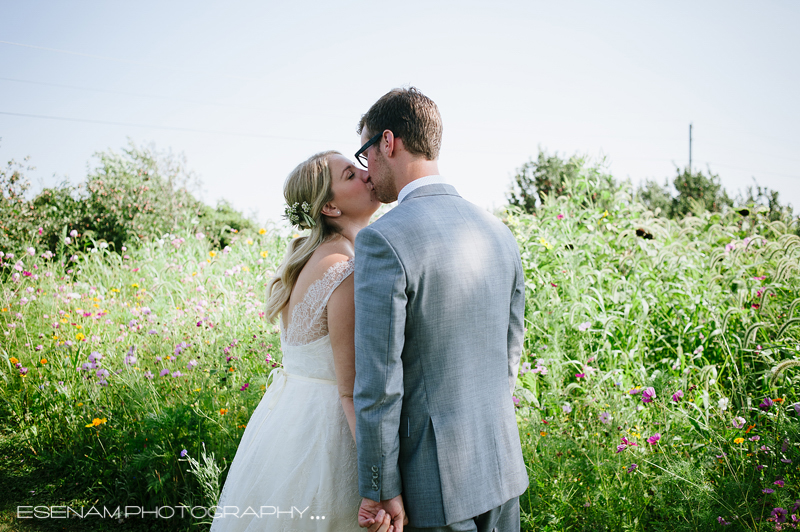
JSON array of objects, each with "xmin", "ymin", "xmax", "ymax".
[{"xmin": 211, "ymin": 151, "xmax": 390, "ymax": 532}]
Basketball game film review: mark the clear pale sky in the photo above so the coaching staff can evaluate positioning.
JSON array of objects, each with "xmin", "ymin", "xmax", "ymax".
[{"xmin": 2, "ymin": 0, "xmax": 798, "ymax": 225}]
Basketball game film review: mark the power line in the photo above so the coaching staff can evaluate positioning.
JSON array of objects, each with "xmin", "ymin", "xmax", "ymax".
[
  {"xmin": 0, "ymin": 111, "xmax": 351, "ymax": 145},
  {"xmin": 0, "ymin": 40, "xmax": 256, "ymax": 82}
]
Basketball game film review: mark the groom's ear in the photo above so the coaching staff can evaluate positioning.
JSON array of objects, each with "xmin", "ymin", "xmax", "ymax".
[{"xmin": 382, "ymin": 130, "xmax": 396, "ymax": 158}]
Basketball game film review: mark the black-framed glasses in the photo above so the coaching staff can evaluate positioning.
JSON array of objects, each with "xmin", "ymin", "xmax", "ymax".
[{"xmin": 355, "ymin": 132, "xmax": 381, "ymax": 168}]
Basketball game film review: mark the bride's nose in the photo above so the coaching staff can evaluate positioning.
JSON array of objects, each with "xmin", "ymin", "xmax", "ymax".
[{"xmin": 358, "ymin": 169, "xmax": 370, "ymax": 183}]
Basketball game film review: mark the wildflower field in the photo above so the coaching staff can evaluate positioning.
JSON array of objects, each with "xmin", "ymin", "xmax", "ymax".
[{"xmin": 1, "ymin": 171, "xmax": 799, "ymax": 531}]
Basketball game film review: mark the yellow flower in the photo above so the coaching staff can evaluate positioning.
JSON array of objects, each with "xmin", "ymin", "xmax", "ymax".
[
  {"xmin": 1, "ymin": 308, "xmax": 7, "ymax": 312},
  {"xmin": 131, "ymin": 283, "xmax": 139, "ymax": 288},
  {"xmin": 60, "ymin": 318, "xmax": 68, "ymax": 324},
  {"xmin": 228, "ymin": 367, "xmax": 235, "ymax": 372},
  {"xmin": 260, "ymin": 250, "xmax": 268, "ymax": 258},
  {"xmin": 77, "ymin": 402, "xmax": 83, "ymax": 406},
  {"xmin": 92, "ymin": 303, "xmax": 99, "ymax": 308},
  {"xmin": 40, "ymin": 359, "xmax": 47, "ymax": 365},
  {"xmin": 259, "ymin": 228, "xmax": 266, "ymax": 235},
  {"xmin": 75, "ymin": 324, "xmax": 82, "ymax": 329},
  {"xmin": 75, "ymin": 333, "xmax": 85, "ymax": 341},
  {"xmin": 9, "ymin": 357, "xmax": 19, "ymax": 365},
  {"xmin": 193, "ymin": 388, "xmax": 201, "ymax": 392},
  {"xmin": 219, "ymin": 408, "xmax": 228, "ymax": 415},
  {"xmin": 292, "ymin": 233, "xmax": 300, "ymax": 239},
  {"xmin": 85, "ymin": 417, "xmax": 107, "ymax": 428},
  {"xmin": 734, "ymin": 437, "xmax": 745, "ymax": 444},
  {"xmin": 192, "ymin": 272, "xmax": 197, "ymax": 276},
  {"xmin": 209, "ymin": 251, "xmax": 217, "ymax": 258},
  {"xmin": 93, "ymin": 297, "xmax": 100, "ymax": 302},
  {"xmin": 540, "ymin": 431, "xmax": 547, "ymax": 437}
]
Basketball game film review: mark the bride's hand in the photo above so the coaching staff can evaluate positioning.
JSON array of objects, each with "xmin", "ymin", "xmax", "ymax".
[{"xmin": 358, "ymin": 498, "xmax": 394, "ymax": 532}]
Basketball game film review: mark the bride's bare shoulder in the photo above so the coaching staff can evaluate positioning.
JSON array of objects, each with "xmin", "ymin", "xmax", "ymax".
[{"xmin": 302, "ymin": 237, "xmax": 354, "ymax": 283}]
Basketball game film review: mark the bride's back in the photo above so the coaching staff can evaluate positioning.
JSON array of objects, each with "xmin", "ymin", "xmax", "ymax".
[{"xmin": 280, "ymin": 235, "xmax": 354, "ymax": 347}]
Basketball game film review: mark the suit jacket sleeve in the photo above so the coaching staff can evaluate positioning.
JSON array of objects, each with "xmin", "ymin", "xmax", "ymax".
[
  {"xmin": 507, "ymin": 241, "xmax": 526, "ymax": 394},
  {"xmin": 354, "ymin": 226, "xmax": 406, "ymax": 500}
]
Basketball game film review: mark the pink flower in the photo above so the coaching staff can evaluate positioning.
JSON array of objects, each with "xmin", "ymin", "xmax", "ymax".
[
  {"xmin": 647, "ymin": 433, "xmax": 661, "ymax": 444},
  {"xmin": 671, "ymin": 390, "xmax": 683, "ymax": 402},
  {"xmin": 575, "ymin": 373, "xmax": 585, "ymax": 379},
  {"xmin": 557, "ymin": 214, "xmax": 564, "ymax": 220},
  {"xmin": 512, "ymin": 396, "xmax": 520, "ymax": 407},
  {"xmin": 642, "ymin": 387, "xmax": 656, "ymax": 403},
  {"xmin": 732, "ymin": 416, "xmax": 745, "ymax": 429},
  {"xmin": 774, "ymin": 480, "xmax": 785, "ymax": 488},
  {"xmin": 578, "ymin": 321, "xmax": 591, "ymax": 332}
]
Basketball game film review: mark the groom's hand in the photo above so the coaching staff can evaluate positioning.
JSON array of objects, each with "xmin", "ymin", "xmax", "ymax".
[{"xmin": 358, "ymin": 495, "xmax": 408, "ymax": 532}]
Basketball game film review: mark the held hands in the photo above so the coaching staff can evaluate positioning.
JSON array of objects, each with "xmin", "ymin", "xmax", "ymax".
[{"xmin": 358, "ymin": 495, "xmax": 408, "ymax": 532}]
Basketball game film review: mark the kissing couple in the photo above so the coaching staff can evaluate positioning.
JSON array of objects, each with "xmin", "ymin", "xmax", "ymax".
[{"xmin": 210, "ymin": 87, "xmax": 529, "ymax": 532}]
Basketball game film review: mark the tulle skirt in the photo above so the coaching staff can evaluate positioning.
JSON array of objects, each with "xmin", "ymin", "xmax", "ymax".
[{"xmin": 210, "ymin": 370, "xmax": 361, "ymax": 532}]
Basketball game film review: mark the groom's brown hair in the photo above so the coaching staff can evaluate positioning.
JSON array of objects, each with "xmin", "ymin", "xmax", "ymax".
[{"xmin": 357, "ymin": 87, "xmax": 442, "ymax": 161}]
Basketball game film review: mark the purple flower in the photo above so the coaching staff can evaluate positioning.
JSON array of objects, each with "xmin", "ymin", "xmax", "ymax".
[
  {"xmin": 781, "ymin": 458, "xmax": 792, "ymax": 464},
  {"xmin": 599, "ymin": 412, "xmax": 611, "ymax": 424},
  {"xmin": 96, "ymin": 368, "xmax": 109, "ymax": 379},
  {"xmin": 642, "ymin": 387, "xmax": 656, "ymax": 403},
  {"xmin": 512, "ymin": 396, "xmax": 520, "ymax": 407},
  {"xmin": 562, "ymin": 403, "xmax": 572, "ymax": 414},
  {"xmin": 626, "ymin": 463, "xmax": 637, "ymax": 473},
  {"xmin": 732, "ymin": 416, "xmax": 745, "ymax": 429},
  {"xmin": 749, "ymin": 435, "xmax": 760, "ymax": 442},
  {"xmin": 759, "ymin": 397, "xmax": 774, "ymax": 411},
  {"xmin": 124, "ymin": 354, "xmax": 137, "ymax": 365},
  {"xmin": 180, "ymin": 449, "xmax": 188, "ymax": 457},
  {"xmin": 792, "ymin": 500, "xmax": 800, "ymax": 513},
  {"xmin": 519, "ymin": 361, "xmax": 532, "ymax": 375},
  {"xmin": 144, "ymin": 370, "xmax": 154, "ymax": 380},
  {"xmin": 18, "ymin": 366, "xmax": 29, "ymax": 376},
  {"xmin": 88, "ymin": 351, "xmax": 103, "ymax": 364},
  {"xmin": 172, "ymin": 371, "xmax": 183, "ymax": 378},
  {"xmin": 772, "ymin": 507, "xmax": 788, "ymax": 524},
  {"xmin": 148, "ymin": 329, "xmax": 157, "ymax": 335},
  {"xmin": 578, "ymin": 321, "xmax": 590, "ymax": 332},
  {"xmin": 240, "ymin": 383, "xmax": 250, "ymax": 392},
  {"xmin": 793, "ymin": 402, "xmax": 800, "ymax": 415},
  {"xmin": 629, "ymin": 388, "xmax": 643, "ymax": 395},
  {"xmin": 186, "ymin": 359, "xmax": 198, "ymax": 370},
  {"xmin": 756, "ymin": 464, "xmax": 766, "ymax": 471},
  {"xmin": 575, "ymin": 373, "xmax": 585, "ymax": 379},
  {"xmin": 763, "ymin": 488, "xmax": 775, "ymax": 494},
  {"xmin": 774, "ymin": 480, "xmax": 785, "ymax": 488},
  {"xmin": 159, "ymin": 368, "xmax": 170, "ymax": 377},
  {"xmin": 81, "ymin": 362, "xmax": 93, "ymax": 371},
  {"xmin": 671, "ymin": 390, "xmax": 683, "ymax": 402},
  {"xmin": 717, "ymin": 516, "xmax": 731, "ymax": 526},
  {"xmin": 715, "ymin": 453, "xmax": 728, "ymax": 459},
  {"xmin": 647, "ymin": 433, "xmax": 661, "ymax": 444}
]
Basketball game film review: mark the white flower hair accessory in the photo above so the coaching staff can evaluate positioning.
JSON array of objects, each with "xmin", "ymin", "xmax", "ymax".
[{"xmin": 284, "ymin": 201, "xmax": 316, "ymax": 229}]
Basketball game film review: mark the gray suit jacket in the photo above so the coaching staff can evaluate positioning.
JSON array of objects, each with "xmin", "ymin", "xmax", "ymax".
[{"xmin": 353, "ymin": 184, "xmax": 529, "ymax": 527}]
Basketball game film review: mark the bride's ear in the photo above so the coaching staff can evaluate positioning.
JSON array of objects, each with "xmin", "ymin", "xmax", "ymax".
[{"xmin": 321, "ymin": 203, "xmax": 341, "ymax": 218}]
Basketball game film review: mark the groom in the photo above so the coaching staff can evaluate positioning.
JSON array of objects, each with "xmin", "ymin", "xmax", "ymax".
[{"xmin": 352, "ymin": 87, "xmax": 529, "ymax": 532}]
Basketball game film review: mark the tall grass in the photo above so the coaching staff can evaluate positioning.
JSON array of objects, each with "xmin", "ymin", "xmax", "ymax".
[{"xmin": 0, "ymin": 172, "xmax": 798, "ymax": 530}]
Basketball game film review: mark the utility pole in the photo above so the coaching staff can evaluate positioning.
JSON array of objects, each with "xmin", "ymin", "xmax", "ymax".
[{"xmin": 689, "ymin": 122, "xmax": 693, "ymax": 172}]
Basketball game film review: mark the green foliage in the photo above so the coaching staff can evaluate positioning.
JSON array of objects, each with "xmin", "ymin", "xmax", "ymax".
[
  {"xmin": 508, "ymin": 149, "xmax": 596, "ymax": 213},
  {"xmin": 0, "ymin": 145, "xmax": 37, "ymax": 251},
  {"xmin": 1, "ymin": 140, "xmax": 258, "ymax": 257},
  {"xmin": 506, "ymin": 171, "xmax": 800, "ymax": 530}
]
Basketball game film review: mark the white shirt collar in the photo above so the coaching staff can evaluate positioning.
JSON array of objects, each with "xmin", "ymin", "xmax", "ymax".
[{"xmin": 397, "ymin": 175, "xmax": 446, "ymax": 203}]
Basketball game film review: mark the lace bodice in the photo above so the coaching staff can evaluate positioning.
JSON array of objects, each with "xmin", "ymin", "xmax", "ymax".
[{"xmin": 281, "ymin": 258, "xmax": 355, "ymax": 347}]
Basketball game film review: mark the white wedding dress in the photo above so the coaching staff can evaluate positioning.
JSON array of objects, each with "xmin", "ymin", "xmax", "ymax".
[{"xmin": 211, "ymin": 259, "xmax": 361, "ymax": 532}]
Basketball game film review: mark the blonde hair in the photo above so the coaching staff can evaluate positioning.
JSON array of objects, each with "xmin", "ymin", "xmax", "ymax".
[{"xmin": 265, "ymin": 151, "xmax": 340, "ymax": 322}]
